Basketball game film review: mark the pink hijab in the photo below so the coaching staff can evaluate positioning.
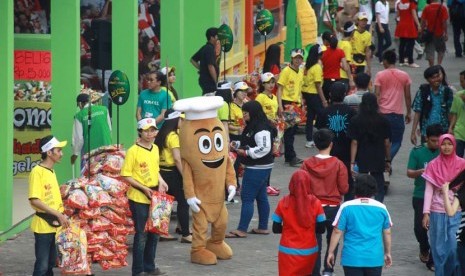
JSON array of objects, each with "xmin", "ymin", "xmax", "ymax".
[
  {"xmin": 283, "ymin": 169, "xmax": 318, "ymax": 228},
  {"xmin": 422, "ymin": 134, "xmax": 465, "ymax": 188}
]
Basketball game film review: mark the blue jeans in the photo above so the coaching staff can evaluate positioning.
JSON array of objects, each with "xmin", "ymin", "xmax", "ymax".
[
  {"xmin": 458, "ymin": 241, "xmax": 465, "ymax": 276},
  {"xmin": 33, "ymin": 233, "xmax": 56, "ymax": 276},
  {"xmin": 376, "ymin": 23, "xmax": 392, "ymax": 62},
  {"xmin": 129, "ymin": 200, "xmax": 159, "ymax": 276},
  {"xmin": 429, "ymin": 212, "xmax": 461, "ymax": 276},
  {"xmin": 456, "ymin": 139, "xmax": 465, "ymax": 158},
  {"xmin": 303, "ymin": 93, "xmax": 323, "ymax": 142},
  {"xmin": 313, "ymin": 206, "xmax": 339, "ymax": 275},
  {"xmin": 237, "ymin": 168, "xmax": 272, "ymax": 232},
  {"xmin": 343, "ymin": 266, "xmax": 382, "ymax": 276},
  {"xmin": 383, "ymin": 113, "xmax": 405, "ymax": 162}
]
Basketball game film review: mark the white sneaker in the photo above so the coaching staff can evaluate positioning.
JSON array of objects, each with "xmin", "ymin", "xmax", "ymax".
[
  {"xmin": 305, "ymin": 141, "xmax": 315, "ymax": 148},
  {"xmin": 322, "ymin": 272, "xmax": 334, "ymax": 276}
]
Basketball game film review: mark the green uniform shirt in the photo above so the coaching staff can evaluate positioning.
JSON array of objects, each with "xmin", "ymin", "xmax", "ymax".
[
  {"xmin": 407, "ymin": 144, "xmax": 439, "ymax": 198},
  {"xmin": 418, "ymin": 0, "xmax": 427, "ymax": 11},
  {"xmin": 74, "ymin": 105, "xmax": 112, "ymax": 154},
  {"xmin": 450, "ymin": 90, "xmax": 465, "ymax": 141}
]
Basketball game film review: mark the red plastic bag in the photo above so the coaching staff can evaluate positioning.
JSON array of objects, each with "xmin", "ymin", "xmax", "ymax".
[
  {"xmin": 86, "ymin": 231, "xmax": 109, "ymax": 245},
  {"xmin": 79, "ymin": 208, "xmax": 101, "ymax": 219},
  {"xmin": 89, "ymin": 217, "xmax": 112, "ymax": 232},
  {"xmin": 66, "ymin": 189, "xmax": 89, "ymax": 210},
  {"xmin": 144, "ymin": 191, "xmax": 174, "ymax": 235},
  {"xmin": 101, "ymin": 207, "xmax": 126, "ymax": 224},
  {"xmin": 108, "ymin": 224, "xmax": 129, "ymax": 237},
  {"xmin": 112, "ymin": 196, "xmax": 129, "ymax": 208},
  {"xmin": 92, "ymin": 246, "xmax": 115, "ymax": 261},
  {"xmin": 101, "ymin": 154, "xmax": 124, "ymax": 173},
  {"xmin": 99, "ymin": 258, "xmax": 128, "ymax": 270}
]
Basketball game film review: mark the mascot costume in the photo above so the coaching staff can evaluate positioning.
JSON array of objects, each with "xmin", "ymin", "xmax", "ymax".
[{"xmin": 174, "ymin": 96, "xmax": 237, "ymax": 265}]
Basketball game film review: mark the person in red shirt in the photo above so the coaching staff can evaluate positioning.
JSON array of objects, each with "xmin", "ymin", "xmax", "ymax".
[
  {"xmin": 300, "ymin": 128, "xmax": 349, "ymax": 276},
  {"xmin": 272, "ymin": 169, "xmax": 326, "ymax": 276},
  {"xmin": 395, "ymin": 0, "xmax": 421, "ymax": 67},
  {"xmin": 421, "ymin": 0, "xmax": 449, "ymax": 67},
  {"xmin": 321, "ymin": 32, "xmax": 354, "ymax": 102}
]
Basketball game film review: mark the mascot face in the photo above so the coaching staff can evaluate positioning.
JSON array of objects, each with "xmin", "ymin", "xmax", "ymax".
[{"xmin": 180, "ymin": 118, "xmax": 228, "ymax": 170}]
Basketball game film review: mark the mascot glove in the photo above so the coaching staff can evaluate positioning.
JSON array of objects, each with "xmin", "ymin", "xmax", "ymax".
[
  {"xmin": 187, "ymin": 197, "xmax": 201, "ymax": 213},
  {"xmin": 227, "ymin": 185, "xmax": 236, "ymax": 202}
]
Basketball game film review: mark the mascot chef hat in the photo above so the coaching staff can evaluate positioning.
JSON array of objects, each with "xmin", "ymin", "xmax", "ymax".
[{"xmin": 173, "ymin": 96, "xmax": 224, "ymax": 120}]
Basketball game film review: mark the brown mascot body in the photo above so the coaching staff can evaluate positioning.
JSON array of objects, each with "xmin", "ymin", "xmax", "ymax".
[{"xmin": 174, "ymin": 96, "xmax": 237, "ymax": 265}]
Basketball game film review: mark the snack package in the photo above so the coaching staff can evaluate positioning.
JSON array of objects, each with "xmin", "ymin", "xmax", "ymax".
[
  {"xmin": 79, "ymin": 208, "xmax": 101, "ymax": 219},
  {"xmin": 89, "ymin": 216, "xmax": 112, "ymax": 232},
  {"xmin": 107, "ymin": 224, "xmax": 129, "ymax": 237},
  {"xmin": 66, "ymin": 189, "xmax": 89, "ymax": 210},
  {"xmin": 92, "ymin": 246, "xmax": 115, "ymax": 261},
  {"xmin": 86, "ymin": 231, "xmax": 109, "ymax": 245},
  {"xmin": 101, "ymin": 154, "xmax": 124, "ymax": 173},
  {"xmin": 55, "ymin": 223, "xmax": 90, "ymax": 275},
  {"xmin": 105, "ymin": 238, "xmax": 128, "ymax": 252},
  {"xmin": 99, "ymin": 258, "xmax": 128, "ymax": 270},
  {"xmin": 111, "ymin": 196, "xmax": 129, "ymax": 208},
  {"xmin": 101, "ymin": 207, "xmax": 126, "ymax": 224},
  {"xmin": 144, "ymin": 191, "xmax": 175, "ymax": 235},
  {"xmin": 95, "ymin": 174, "xmax": 128, "ymax": 197},
  {"xmin": 60, "ymin": 184, "xmax": 71, "ymax": 199}
]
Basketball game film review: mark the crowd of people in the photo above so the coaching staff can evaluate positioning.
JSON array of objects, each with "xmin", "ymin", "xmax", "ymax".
[{"xmin": 26, "ymin": 0, "xmax": 465, "ymax": 275}]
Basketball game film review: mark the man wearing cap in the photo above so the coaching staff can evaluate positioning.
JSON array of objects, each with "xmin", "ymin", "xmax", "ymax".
[
  {"xmin": 351, "ymin": 12, "xmax": 372, "ymax": 74},
  {"xmin": 339, "ymin": 22, "xmax": 356, "ymax": 87},
  {"xmin": 29, "ymin": 135, "xmax": 70, "ymax": 276},
  {"xmin": 137, "ymin": 71, "xmax": 172, "ymax": 129},
  {"xmin": 278, "ymin": 48, "xmax": 305, "ymax": 166},
  {"xmin": 191, "ymin": 27, "xmax": 219, "ymax": 95},
  {"xmin": 71, "ymin": 93, "xmax": 112, "ymax": 167},
  {"xmin": 121, "ymin": 118, "xmax": 168, "ymax": 276}
]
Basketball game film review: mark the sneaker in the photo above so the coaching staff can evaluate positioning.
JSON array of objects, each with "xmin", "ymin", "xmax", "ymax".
[
  {"xmin": 305, "ymin": 141, "xmax": 315, "ymax": 148},
  {"xmin": 408, "ymin": 63, "xmax": 420, "ymax": 68},
  {"xmin": 322, "ymin": 272, "xmax": 333, "ymax": 276},
  {"xmin": 180, "ymin": 235, "xmax": 192, "ymax": 243},
  {"xmin": 289, "ymin": 157, "xmax": 303, "ymax": 167},
  {"xmin": 399, "ymin": 63, "xmax": 406, "ymax": 67},
  {"xmin": 267, "ymin": 186, "xmax": 280, "ymax": 196}
]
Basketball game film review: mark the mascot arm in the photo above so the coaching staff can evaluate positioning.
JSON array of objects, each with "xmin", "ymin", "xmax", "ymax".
[
  {"xmin": 182, "ymin": 159, "xmax": 196, "ymax": 199},
  {"xmin": 225, "ymin": 155, "xmax": 237, "ymax": 189}
]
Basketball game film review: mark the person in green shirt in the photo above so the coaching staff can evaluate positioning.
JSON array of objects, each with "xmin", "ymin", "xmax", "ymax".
[
  {"xmin": 71, "ymin": 93, "xmax": 112, "ymax": 167},
  {"xmin": 449, "ymin": 70, "xmax": 465, "ymax": 157},
  {"xmin": 406, "ymin": 123, "xmax": 443, "ymax": 270}
]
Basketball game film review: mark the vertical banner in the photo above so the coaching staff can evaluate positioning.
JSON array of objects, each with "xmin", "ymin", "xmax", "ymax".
[{"xmin": 13, "ymin": 101, "xmax": 52, "ymax": 177}]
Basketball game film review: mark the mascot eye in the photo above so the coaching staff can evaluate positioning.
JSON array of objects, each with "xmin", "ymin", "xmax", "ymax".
[
  {"xmin": 214, "ymin": 133, "xmax": 224, "ymax": 151},
  {"xmin": 198, "ymin": 135, "xmax": 212, "ymax": 154}
]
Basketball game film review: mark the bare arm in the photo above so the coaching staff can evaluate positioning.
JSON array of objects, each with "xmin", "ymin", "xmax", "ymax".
[
  {"xmin": 412, "ymin": 8, "xmax": 421, "ymax": 30},
  {"xmin": 449, "ymin": 113, "xmax": 457, "ymax": 134},
  {"xmin": 155, "ymin": 109, "xmax": 167, "ymax": 124},
  {"xmin": 190, "ymin": 58, "xmax": 200, "ymax": 70},
  {"xmin": 383, "ymin": 228, "xmax": 392, "ymax": 267},
  {"xmin": 407, "ymin": 168, "xmax": 425, "ymax": 179},
  {"xmin": 341, "ymin": 58, "xmax": 355, "ymax": 89},
  {"xmin": 123, "ymin": 176, "xmax": 152, "ymax": 199},
  {"xmin": 375, "ymin": 85, "xmax": 381, "ymax": 98},
  {"xmin": 376, "ymin": 13, "xmax": 384, "ymax": 33},
  {"xmin": 277, "ymin": 84, "xmax": 284, "ymax": 116},
  {"xmin": 315, "ymin": 82, "xmax": 327, "ymax": 107},
  {"xmin": 365, "ymin": 45, "xmax": 372, "ymax": 75},
  {"xmin": 327, "ymin": 227, "xmax": 343, "ymax": 268},
  {"xmin": 404, "ymin": 84, "xmax": 412, "ymax": 124},
  {"xmin": 136, "ymin": 107, "xmax": 142, "ymax": 121},
  {"xmin": 29, "ymin": 198, "xmax": 69, "ymax": 227},
  {"xmin": 441, "ymin": 183, "xmax": 461, "ymax": 216},
  {"xmin": 172, "ymin": 147, "xmax": 183, "ymax": 174},
  {"xmin": 208, "ymin": 64, "xmax": 218, "ymax": 84},
  {"xmin": 350, "ymin": 139, "xmax": 358, "ymax": 177}
]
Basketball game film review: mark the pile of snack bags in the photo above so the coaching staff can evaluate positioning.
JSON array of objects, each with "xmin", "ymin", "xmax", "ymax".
[{"xmin": 59, "ymin": 145, "xmax": 132, "ymax": 273}]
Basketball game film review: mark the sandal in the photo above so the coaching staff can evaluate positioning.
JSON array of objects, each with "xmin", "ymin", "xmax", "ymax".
[
  {"xmin": 249, "ymin": 228, "xmax": 270, "ymax": 235},
  {"xmin": 225, "ymin": 230, "xmax": 247, "ymax": 238}
]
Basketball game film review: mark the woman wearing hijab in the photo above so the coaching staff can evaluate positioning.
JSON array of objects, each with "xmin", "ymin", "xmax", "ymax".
[
  {"xmin": 422, "ymin": 134, "xmax": 465, "ymax": 275},
  {"xmin": 272, "ymin": 169, "xmax": 326, "ymax": 275},
  {"xmin": 226, "ymin": 101, "xmax": 276, "ymax": 238}
]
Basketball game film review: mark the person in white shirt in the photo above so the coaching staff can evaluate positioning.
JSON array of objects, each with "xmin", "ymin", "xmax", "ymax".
[{"xmin": 375, "ymin": 0, "xmax": 392, "ymax": 63}]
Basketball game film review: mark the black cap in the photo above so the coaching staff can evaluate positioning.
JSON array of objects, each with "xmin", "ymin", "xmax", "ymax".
[{"xmin": 76, "ymin": 93, "xmax": 90, "ymax": 103}]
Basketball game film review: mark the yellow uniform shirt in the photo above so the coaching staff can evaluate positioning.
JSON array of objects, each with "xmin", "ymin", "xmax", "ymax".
[
  {"xmin": 338, "ymin": 40, "xmax": 352, "ymax": 79},
  {"xmin": 121, "ymin": 143, "xmax": 160, "ymax": 204},
  {"xmin": 229, "ymin": 102, "xmax": 243, "ymax": 136},
  {"xmin": 29, "ymin": 165, "xmax": 64, "ymax": 234},
  {"xmin": 278, "ymin": 66, "xmax": 303, "ymax": 103},
  {"xmin": 159, "ymin": 131, "xmax": 180, "ymax": 168},
  {"xmin": 351, "ymin": 30, "xmax": 372, "ymax": 66},
  {"xmin": 256, "ymin": 93, "xmax": 279, "ymax": 121},
  {"xmin": 217, "ymin": 102, "xmax": 229, "ymax": 121},
  {"xmin": 302, "ymin": 63, "xmax": 323, "ymax": 95}
]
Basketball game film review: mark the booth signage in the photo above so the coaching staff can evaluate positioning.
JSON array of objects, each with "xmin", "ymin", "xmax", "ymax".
[
  {"xmin": 108, "ymin": 70, "xmax": 130, "ymax": 105},
  {"xmin": 218, "ymin": 24, "xmax": 234, "ymax": 53},
  {"xmin": 255, "ymin": 9, "xmax": 275, "ymax": 35}
]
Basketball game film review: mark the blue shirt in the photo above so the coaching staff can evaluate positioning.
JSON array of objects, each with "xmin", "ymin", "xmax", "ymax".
[
  {"xmin": 137, "ymin": 88, "xmax": 172, "ymax": 128},
  {"xmin": 333, "ymin": 198, "xmax": 392, "ymax": 267}
]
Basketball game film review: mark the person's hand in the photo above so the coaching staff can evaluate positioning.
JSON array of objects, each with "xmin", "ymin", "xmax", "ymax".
[
  {"xmin": 385, "ymin": 161, "xmax": 391, "ymax": 173},
  {"xmin": 57, "ymin": 213, "xmax": 69, "ymax": 228},
  {"xmin": 71, "ymin": 155, "xmax": 78, "ymax": 165},
  {"xmin": 187, "ymin": 197, "xmax": 201, "ymax": 213},
  {"xmin": 159, "ymin": 181, "xmax": 169, "ymax": 193},
  {"xmin": 227, "ymin": 185, "xmax": 236, "ymax": 202},
  {"xmin": 441, "ymin": 182, "xmax": 450, "ymax": 195},
  {"xmin": 448, "ymin": 127, "xmax": 454, "ymax": 134},
  {"xmin": 410, "ymin": 132, "xmax": 417, "ymax": 145},
  {"xmin": 327, "ymin": 252, "xmax": 335, "ymax": 268},
  {"xmin": 379, "ymin": 27, "xmax": 385, "ymax": 33},
  {"xmin": 384, "ymin": 253, "xmax": 392, "ymax": 267},
  {"xmin": 405, "ymin": 113, "xmax": 411, "ymax": 124},
  {"xmin": 143, "ymin": 187, "xmax": 153, "ymax": 200},
  {"xmin": 322, "ymin": 100, "xmax": 329, "ymax": 108},
  {"xmin": 422, "ymin": 213, "xmax": 430, "ymax": 230}
]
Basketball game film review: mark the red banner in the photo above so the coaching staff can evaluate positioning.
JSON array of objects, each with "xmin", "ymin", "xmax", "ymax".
[{"xmin": 14, "ymin": 50, "xmax": 52, "ymax": 81}]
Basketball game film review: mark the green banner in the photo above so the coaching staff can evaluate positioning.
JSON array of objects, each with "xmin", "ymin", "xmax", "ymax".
[
  {"xmin": 255, "ymin": 9, "xmax": 275, "ymax": 36},
  {"xmin": 108, "ymin": 70, "xmax": 130, "ymax": 106},
  {"xmin": 218, "ymin": 24, "xmax": 233, "ymax": 53}
]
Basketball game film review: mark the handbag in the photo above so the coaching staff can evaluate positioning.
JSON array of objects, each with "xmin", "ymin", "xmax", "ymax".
[
  {"xmin": 420, "ymin": 2, "xmax": 443, "ymax": 43},
  {"xmin": 145, "ymin": 191, "xmax": 175, "ymax": 235},
  {"xmin": 36, "ymin": 212, "xmax": 61, "ymax": 227},
  {"xmin": 352, "ymin": 53, "xmax": 366, "ymax": 64}
]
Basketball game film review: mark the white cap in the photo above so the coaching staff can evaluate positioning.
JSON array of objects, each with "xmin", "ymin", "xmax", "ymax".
[
  {"xmin": 357, "ymin": 12, "xmax": 369, "ymax": 20},
  {"xmin": 165, "ymin": 111, "xmax": 182, "ymax": 120},
  {"xmin": 41, "ymin": 137, "xmax": 67, "ymax": 153},
  {"xmin": 217, "ymin": 82, "xmax": 232, "ymax": 89},
  {"xmin": 233, "ymin": 81, "xmax": 249, "ymax": 91},
  {"xmin": 138, "ymin": 118, "xmax": 158, "ymax": 130},
  {"xmin": 261, "ymin": 72, "xmax": 275, "ymax": 83},
  {"xmin": 173, "ymin": 96, "xmax": 224, "ymax": 120},
  {"xmin": 160, "ymin": 66, "xmax": 175, "ymax": 76}
]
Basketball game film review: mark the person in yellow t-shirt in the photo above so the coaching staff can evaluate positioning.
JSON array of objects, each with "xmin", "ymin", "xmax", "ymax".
[
  {"xmin": 278, "ymin": 48, "xmax": 305, "ymax": 166},
  {"xmin": 29, "ymin": 135, "xmax": 69, "ymax": 276},
  {"xmin": 351, "ymin": 12, "xmax": 373, "ymax": 75},
  {"xmin": 154, "ymin": 109, "xmax": 192, "ymax": 243},
  {"xmin": 229, "ymin": 81, "xmax": 248, "ymax": 142},
  {"xmin": 339, "ymin": 21, "xmax": 356, "ymax": 87},
  {"xmin": 256, "ymin": 72, "xmax": 279, "ymax": 122},
  {"xmin": 121, "ymin": 118, "xmax": 168, "ymax": 276},
  {"xmin": 160, "ymin": 66, "xmax": 179, "ymax": 105},
  {"xmin": 302, "ymin": 44, "xmax": 327, "ymax": 148}
]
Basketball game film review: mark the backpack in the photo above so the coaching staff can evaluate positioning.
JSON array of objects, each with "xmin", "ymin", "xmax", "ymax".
[{"xmin": 419, "ymin": 83, "xmax": 452, "ymax": 129}]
